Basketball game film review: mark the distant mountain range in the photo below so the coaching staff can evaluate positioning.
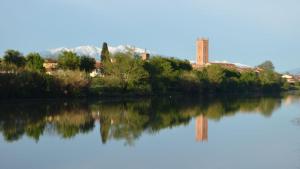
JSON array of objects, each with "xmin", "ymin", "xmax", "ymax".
[
  {"xmin": 41, "ymin": 45, "xmax": 149, "ymax": 59},
  {"xmin": 286, "ymin": 68, "xmax": 300, "ymax": 75},
  {"xmin": 41, "ymin": 45, "xmax": 253, "ymax": 69}
]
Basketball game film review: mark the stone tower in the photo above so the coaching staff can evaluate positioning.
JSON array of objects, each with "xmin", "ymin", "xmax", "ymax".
[
  {"xmin": 196, "ymin": 38, "xmax": 209, "ymax": 66},
  {"xmin": 141, "ymin": 52, "xmax": 150, "ymax": 61}
]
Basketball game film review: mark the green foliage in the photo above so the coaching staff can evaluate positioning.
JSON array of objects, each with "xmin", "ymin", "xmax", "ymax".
[
  {"xmin": 258, "ymin": 70, "xmax": 283, "ymax": 91},
  {"xmin": 0, "ymin": 71, "xmax": 56, "ymax": 98},
  {"xmin": 0, "ymin": 69, "xmax": 90, "ymax": 98},
  {"xmin": 0, "ymin": 62, "xmax": 18, "ymax": 72},
  {"xmin": 98, "ymin": 53, "xmax": 150, "ymax": 93},
  {"xmin": 0, "ymin": 48, "xmax": 288, "ymax": 97},
  {"xmin": 57, "ymin": 51, "xmax": 80, "ymax": 70},
  {"xmin": 295, "ymin": 82, "xmax": 300, "ymax": 90},
  {"xmin": 240, "ymin": 72, "xmax": 258, "ymax": 84},
  {"xmin": 257, "ymin": 60, "xmax": 275, "ymax": 71},
  {"xmin": 52, "ymin": 70, "xmax": 91, "ymax": 96},
  {"xmin": 239, "ymin": 71, "xmax": 260, "ymax": 91},
  {"xmin": 26, "ymin": 52, "xmax": 44, "ymax": 72},
  {"xmin": 143, "ymin": 56, "xmax": 193, "ymax": 93},
  {"xmin": 3, "ymin": 49, "xmax": 26, "ymax": 67},
  {"xmin": 79, "ymin": 56, "xmax": 96, "ymax": 72},
  {"xmin": 206, "ymin": 64, "xmax": 225, "ymax": 84},
  {"xmin": 101, "ymin": 42, "xmax": 110, "ymax": 63}
]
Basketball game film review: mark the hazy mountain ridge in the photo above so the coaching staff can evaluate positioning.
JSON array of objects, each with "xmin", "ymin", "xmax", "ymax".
[
  {"xmin": 42, "ymin": 45, "xmax": 252, "ymax": 69},
  {"xmin": 287, "ymin": 68, "xmax": 300, "ymax": 75},
  {"xmin": 42, "ymin": 45, "xmax": 149, "ymax": 59},
  {"xmin": 189, "ymin": 60, "xmax": 252, "ymax": 68}
]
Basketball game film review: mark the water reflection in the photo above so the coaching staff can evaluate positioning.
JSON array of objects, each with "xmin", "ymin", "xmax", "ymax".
[
  {"xmin": 0, "ymin": 93, "xmax": 299, "ymax": 144},
  {"xmin": 195, "ymin": 115, "xmax": 208, "ymax": 142}
]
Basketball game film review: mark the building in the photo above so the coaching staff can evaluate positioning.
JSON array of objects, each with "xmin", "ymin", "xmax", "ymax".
[
  {"xmin": 193, "ymin": 38, "xmax": 263, "ymax": 73},
  {"xmin": 195, "ymin": 115, "xmax": 208, "ymax": 142},
  {"xmin": 90, "ymin": 61, "xmax": 103, "ymax": 77},
  {"xmin": 196, "ymin": 38, "xmax": 209, "ymax": 66},
  {"xmin": 43, "ymin": 59, "xmax": 58, "ymax": 74},
  {"xmin": 141, "ymin": 52, "xmax": 150, "ymax": 61},
  {"xmin": 282, "ymin": 74, "xmax": 297, "ymax": 84}
]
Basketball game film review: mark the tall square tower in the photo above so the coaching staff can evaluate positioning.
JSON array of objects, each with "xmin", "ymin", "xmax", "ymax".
[
  {"xmin": 141, "ymin": 52, "xmax": 150, "ymax": 61},
  {"xmin": 196, "ymin": 38, "xmax": 209, "ymax": 66}
]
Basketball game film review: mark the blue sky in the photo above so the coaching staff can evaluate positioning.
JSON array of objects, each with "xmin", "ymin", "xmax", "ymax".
[{"xmin": 0, "ymin": 0, "xmax": 299, "ymax": 71}]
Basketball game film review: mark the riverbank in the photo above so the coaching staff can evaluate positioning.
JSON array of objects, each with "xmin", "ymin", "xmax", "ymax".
[{"xmin": 0, "ymin": 68, "xmax": 296, "ymax": 99}]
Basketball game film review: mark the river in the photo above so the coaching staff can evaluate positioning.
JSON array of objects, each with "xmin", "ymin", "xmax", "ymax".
[{"xmin": 0, "ymin": 93, "xmax": 300, "ymax": 169}]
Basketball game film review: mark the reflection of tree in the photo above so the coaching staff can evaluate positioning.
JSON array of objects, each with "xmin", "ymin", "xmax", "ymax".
[
  {"xmin": 203, "ymin": 96, "xmax": 283, "ymax": 120},
  {"xmin": 25, "ymin": 122, "xmax": 45, "ymax": 142},
  {"xmin": 0, "ymin": 93, "xmax": 299, "ymax": 144},
  {"xmin": 94, "ymin": 102, "xmax": 149, "ymax": 145},
  {"xmin": 48, "ymin": 109, "xmax": 94, "ymax": 138},
  {"xmin": 100, "ymin": 116, "xmax": 111, "ymax": 144},
  {"xmin": 0, "ymin": 100, "xmax": 93, "ymax": 142}
]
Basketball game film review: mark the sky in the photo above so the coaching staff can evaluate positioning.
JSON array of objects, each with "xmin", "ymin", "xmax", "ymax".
[{"xmin": 0, "ymin": 0, "xmax": 299, "ymax": 71}]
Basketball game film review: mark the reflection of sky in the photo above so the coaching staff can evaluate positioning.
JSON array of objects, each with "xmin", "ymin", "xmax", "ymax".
[
  {"xmin": 1, "ymin": 101, "xmax": 300, "ymax": 169},
  {"xmin": 1, "ymin": 0, "xmax": 300, "ymax": 71}
]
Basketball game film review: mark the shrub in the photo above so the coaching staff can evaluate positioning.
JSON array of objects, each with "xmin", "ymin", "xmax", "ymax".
[{"xmin": 52, "ymin": 70, "xmax": 91, "ymax": 97}]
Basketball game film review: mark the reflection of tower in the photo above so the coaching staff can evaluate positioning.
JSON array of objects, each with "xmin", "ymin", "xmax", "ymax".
[{"xmin": 195, "ymin": 115, "xmax": 208, "ymax": 142}]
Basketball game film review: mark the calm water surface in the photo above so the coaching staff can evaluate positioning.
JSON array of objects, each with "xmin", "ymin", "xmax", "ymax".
[{"xmin": 0, "ymin": 93, "xmax": 300, "ymax": 169}]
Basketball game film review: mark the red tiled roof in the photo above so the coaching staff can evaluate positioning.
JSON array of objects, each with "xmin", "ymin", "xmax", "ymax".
[{"xmin": 95, "ymin": 61, "xmax": 102, "ymax": 69}]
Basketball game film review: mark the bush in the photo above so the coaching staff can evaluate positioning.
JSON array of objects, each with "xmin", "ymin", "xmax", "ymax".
[
  {"xmin": 0, "ymin": 71, "xmax": 55, "ymax": 98},
  {"xmin": 79, "ymin": 56, "xmax": 96, "ymax": 72},
  {"xmin": 0, "ymin": 70, "xmax": 91, "ymax": 98},
  {"xmin": 3, "ymin": 50, "xmax": 26, "ymax": 67},
  {"xmin": 52, "ymin": 70, "xmax": 91, "ymax": 97},
  {"xmin": 25, "ymin": 53, "xmax": 44, "ymax": 72},
  {"xmin": 57, "ymin": 51, "xmax": 80, "ymax": 70}
]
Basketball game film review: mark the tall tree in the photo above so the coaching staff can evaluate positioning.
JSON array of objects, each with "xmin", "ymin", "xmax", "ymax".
[
  {"xmin": 80, "ymin": 56, "xmax": 96, "ymax": 72},
  {"xmin": 26, "ymin": 52, "xmax": 44, "ymax": 72},
  {"xmin": 101, "ymin": 42, "xmax": 110, "ymax": 62},
  {"xmin": 3, "ymin": 49, "xmax": 26, "ymax": 67},
  {"xmin": 103, "ymin": 53, "xmax": 149, "ymax": 90},
  {"xmin": 57, "ymin": 51, "xmax": 80, "ymax": 70},
  {"xmin": 257, "ymin": 60, "xmax": 275, "ymax": 71}
]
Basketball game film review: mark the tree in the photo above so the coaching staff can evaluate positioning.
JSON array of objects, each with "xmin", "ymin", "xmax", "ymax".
[
  {"xmin": 259, "ymin": 70, "xmax": 281, "ymax": 86},
  {"xmin": 52, "ymin": 70, "xmax": 90, "ymax": 96},
  {"xmin": 57, "ymin": 51, "xmax": 80, "ymax": 70},
  {"xmin": 257, "ymin": 60, "xmax": 275, "ymax": 71},
  {"xmin": 206, "ymin": 64, "xmax": 225, "ymax": 84},
  {"xmin": 240, "ymin": 71, "xmax": 259, "ymax": 88},
  {"xmin": 80, "ymin": 56, "xmax": 96, "ymax": 72},
  {"xmin": 26, "ymin": 52, "xmax": 44, "ymax": 72},
  {"xmin": 144, "ymin": 56, "xmax": 192, "ymax": 78},
  {"xmin": 3, "ymin": 49, "xmax": 26, "ymax": 67},
  {"xmin": 103, "ymin": 53, "xmax": 149, "ymax": 91},
  {"xmin": 143, "ymin": 56, "xmax": 194, "ymax": 93},
  {"xmin": 101, "ymin": 42, "xmax": 110, "ymax": 63}
]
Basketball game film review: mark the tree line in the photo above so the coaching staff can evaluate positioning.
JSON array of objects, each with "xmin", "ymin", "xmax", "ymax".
[{"xmin": 0, "ymin": 42, "xmax": 294, "ymax": 98}]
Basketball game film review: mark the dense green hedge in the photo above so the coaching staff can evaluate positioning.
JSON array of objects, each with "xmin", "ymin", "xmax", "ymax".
[{"xmin": 0, "ymin": 70, "xmax": 90, "ymax": 98}]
